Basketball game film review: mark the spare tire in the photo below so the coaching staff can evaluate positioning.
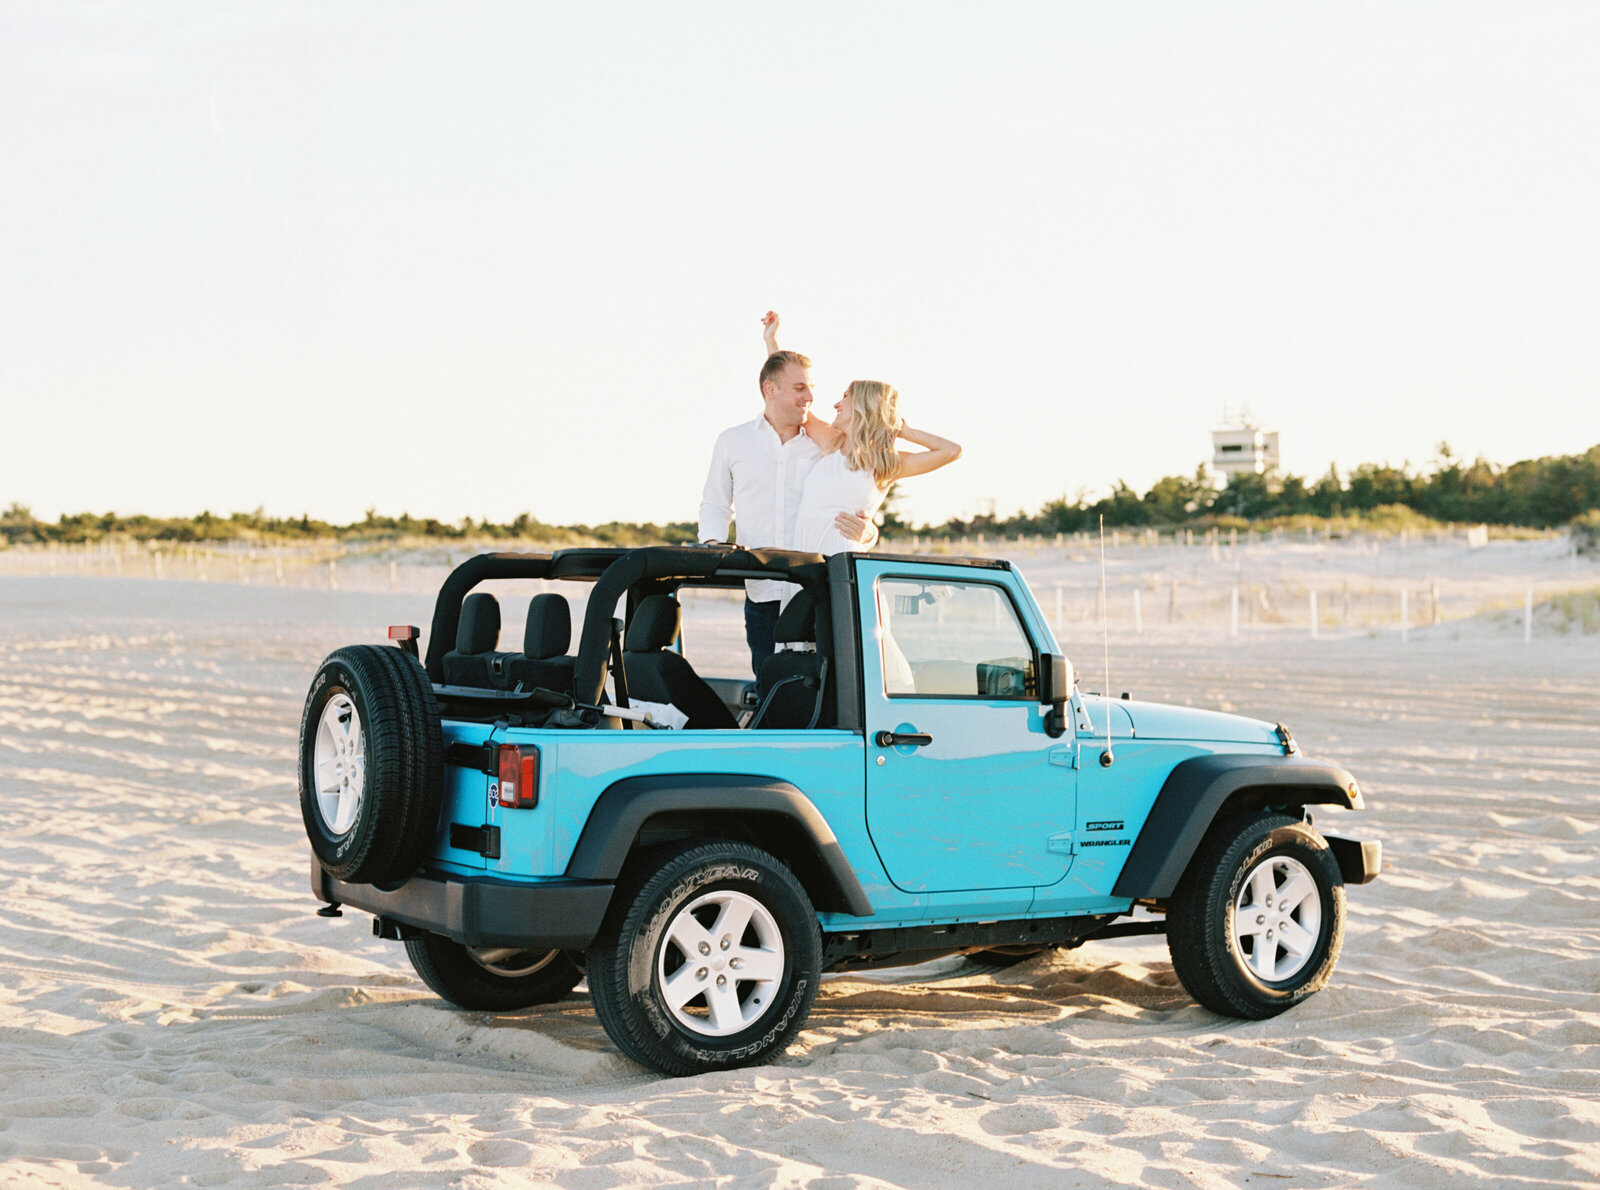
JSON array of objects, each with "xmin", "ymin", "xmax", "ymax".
[{"xmin": 298, "ymin": 644, "xmax": 444, "ymax": 885}]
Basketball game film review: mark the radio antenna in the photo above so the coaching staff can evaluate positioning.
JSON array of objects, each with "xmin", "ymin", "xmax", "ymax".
[{"xmin": 1098, "ymin": 515, "xmax": 1115, "ymax": 767}]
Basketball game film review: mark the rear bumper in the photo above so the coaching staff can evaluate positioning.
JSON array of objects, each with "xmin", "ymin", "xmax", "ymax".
[
  {"xmin": 1325, "ymin": 835, "xmax": 1382, "ymax": 885},
  {"xmin": 311, "ymin": 855, "xmax": 614, "ymax": 950}
]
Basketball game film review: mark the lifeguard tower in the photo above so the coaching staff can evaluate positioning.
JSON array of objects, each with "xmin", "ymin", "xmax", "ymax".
[{"xmin": 1210, "ymin": 404, "xmax": 1280, "ymax": 484}]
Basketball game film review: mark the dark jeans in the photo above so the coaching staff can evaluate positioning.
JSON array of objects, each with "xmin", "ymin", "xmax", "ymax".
[{"xmin": 744, "ymin": 598, "xmax": 781, "ymax": 678}]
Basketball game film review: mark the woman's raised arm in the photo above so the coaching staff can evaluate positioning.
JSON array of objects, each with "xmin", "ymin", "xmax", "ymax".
[{"xmin": 894, "ymin": 424, "xmax": 963, "ymax": 479}]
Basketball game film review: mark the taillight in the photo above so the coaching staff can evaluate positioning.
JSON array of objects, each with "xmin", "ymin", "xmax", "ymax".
[
  {"xmin": 496, "ymin": 744, "xmax": 539, "ymax": 809},
  {"xmin": 388, "ymin": 624, "xmax": 420, "ymax": 659}
]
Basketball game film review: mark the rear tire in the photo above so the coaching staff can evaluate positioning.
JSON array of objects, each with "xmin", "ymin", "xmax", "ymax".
[
  {"xmin": 1167, "ymin": 812, "xmax": 1345, "ymax": 1019},
  {"xmin": 587, "ymin": 840, "xmax": 821, "ymax": 1077},
  {"xmin": 405, "ymin": 933, "xmax": 583, "ymax": 1010},
  {"xmin": 298, "ymin": 645, "xmax": 443, "ymax": 884}
]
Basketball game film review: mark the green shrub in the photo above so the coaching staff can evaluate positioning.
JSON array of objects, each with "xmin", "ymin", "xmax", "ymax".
[
  {"xmin": 1570, "ymin": 510, "xmax": 1600, "ymax": 556},
  {"xmin": 1546, "ymin": 589, "xmax": 1600, "ymax": 633},
  {"xmin": 1360, "ymin": 504, "xmax": 1445, "ymax": 533}
]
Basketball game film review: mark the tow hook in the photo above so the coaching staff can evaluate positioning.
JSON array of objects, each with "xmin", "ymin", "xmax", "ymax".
[{"xmin": 316, "ymin": 902, "xmax": 343, "ymax": 918}]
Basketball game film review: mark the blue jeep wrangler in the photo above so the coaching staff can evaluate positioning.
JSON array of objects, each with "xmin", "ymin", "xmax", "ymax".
[{"xmin": 300, "ymin": 545, "xmax": 1380, "ymax": 1076}]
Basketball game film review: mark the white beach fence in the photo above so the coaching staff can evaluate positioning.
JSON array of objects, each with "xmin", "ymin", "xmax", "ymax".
[
  {"xmin": 904, "ymin": 526, "xmax": 1595, "ymax": 642},
  {"xmin": 0, "ymin": 527, "xmax": 1594, "ymax": 642}
]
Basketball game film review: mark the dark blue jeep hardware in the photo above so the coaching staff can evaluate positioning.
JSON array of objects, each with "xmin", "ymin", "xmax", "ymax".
[{"xmin": 300, "ymin": 546, "xmax": 1380, "ymax": 1077}]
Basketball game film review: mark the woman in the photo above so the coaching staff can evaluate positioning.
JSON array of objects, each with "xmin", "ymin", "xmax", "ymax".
[{"xmin": 762, "ymin": 312, "xmax": 962, "ymax": 556}]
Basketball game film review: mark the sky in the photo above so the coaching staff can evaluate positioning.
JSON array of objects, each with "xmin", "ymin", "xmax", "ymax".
[{"xmin": 3, "ymin": 1, "xmax": 1598, "ymax": 530}]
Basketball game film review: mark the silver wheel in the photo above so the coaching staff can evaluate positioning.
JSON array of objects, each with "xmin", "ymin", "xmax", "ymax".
[
  {"xmin": 313, "ymin": 693, "xmax": 365, "ymax": 835},
  {"xmin": 656, "ymin": 889, "xmax": 785, "ymax": 1038},
  {"xmin": 1232, "ymin": 854, "xmax": 1322, "ymax": 982},
  {"xmin": 466, "ymin": 947, "xmax": 562, "ymax": 978}
]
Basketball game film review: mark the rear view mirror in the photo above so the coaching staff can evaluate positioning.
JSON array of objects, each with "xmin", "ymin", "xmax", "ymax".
[
  {"xmin": 1039, "ymin": 653, "xmax": 1070, "ymax": 705},
  {"xmin": 1039, "ymin": 653, "xmax": 1070, "ymax": 737},
  {"xmin": 893, "ymin": 590, "xmax": 937, "ymax": 616}
]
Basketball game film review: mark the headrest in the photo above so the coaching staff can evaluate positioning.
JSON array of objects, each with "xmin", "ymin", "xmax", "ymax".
[
  {"xmin": 774, "ymin": 589, "xmax": 817, "ymax": 645},
  {"xmin": 625, "ymin": 595, "xmax": 681, "ymax": 653},
  {"xmin": 455, "ymin": 592, "xmax": 501, "ymax": 654},
  {"xmin": 523, "ymin": 593, "xmax": 571, "ymax": 660}
]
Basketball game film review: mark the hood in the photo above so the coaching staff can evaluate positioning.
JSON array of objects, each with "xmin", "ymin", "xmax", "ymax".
[
  {"xmin": 1120, "ymin": 699, "xmax": 1282, "ymax": 747},
  {"xmin": 1075, "ymin": 695, "xmax": 1135, "ymax": 738}
]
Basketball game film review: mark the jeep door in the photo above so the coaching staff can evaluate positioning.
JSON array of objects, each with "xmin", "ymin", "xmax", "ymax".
[{"xmin": 856, "ymin": 562, "xmax": 1076, "ymax": 901}]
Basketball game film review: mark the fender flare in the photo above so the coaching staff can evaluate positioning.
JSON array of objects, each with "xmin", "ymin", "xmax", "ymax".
[
  {"xmin": 1112, "ymin": 754, "xmax": 1364, "ymax": 900},
  {"xmin": 565, "ymin": 773, "xmax": 875, "ymax": 917}
]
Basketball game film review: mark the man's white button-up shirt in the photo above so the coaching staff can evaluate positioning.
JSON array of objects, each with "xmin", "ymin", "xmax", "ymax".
[{"xmin": 698, "ymin": 415, "xmax": 821, "ymax": 603}]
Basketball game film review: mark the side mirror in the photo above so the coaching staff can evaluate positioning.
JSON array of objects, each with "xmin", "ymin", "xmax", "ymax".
[{"xmin": 1040, "ymin": 653, "xmax": 1071, "ymax": 738}]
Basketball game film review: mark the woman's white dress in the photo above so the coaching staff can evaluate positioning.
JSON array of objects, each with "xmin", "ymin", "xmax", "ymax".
[
  {"xmin": 788, "ymin": 449, "xmax": 911, "ymax": 684},
  {"xmin": 789, "ymin": 450, "xmax": 886, "ymax": 555}
]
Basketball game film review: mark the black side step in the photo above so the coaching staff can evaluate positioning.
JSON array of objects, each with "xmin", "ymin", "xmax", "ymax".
[{"xmin": 1085, "ymin": 919, "xmax": 1167, "ymax": 942}]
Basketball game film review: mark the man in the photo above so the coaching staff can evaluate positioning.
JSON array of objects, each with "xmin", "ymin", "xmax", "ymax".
[{"xmin": 699, "ymin": 345, "xmax": 876, "ymax": 676}]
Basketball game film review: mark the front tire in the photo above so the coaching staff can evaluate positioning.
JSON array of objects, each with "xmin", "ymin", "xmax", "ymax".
[
  {"xmin": 1167, "ymin": 812, "xmax": 1345, "ymax": 1019},
  {"xmin": 587, "ymin": 840, "xmax": 822, "ymax": 1077},
  {"xmin": 404, "ymin": 933, "xmax": 583, "ymax": 1010}
]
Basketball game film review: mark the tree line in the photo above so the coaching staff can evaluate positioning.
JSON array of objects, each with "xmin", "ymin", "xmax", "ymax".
[
  {"xmin": 888, "ymin": 442, "xmax": 1600, "ymax": 539},
  {"xmin": 4, "ymin": 442, "xmax": 1597, "ymax": 548},
  {"xmin": 0, "ymin": 506, "xmax": 699, "ymax": 548}
]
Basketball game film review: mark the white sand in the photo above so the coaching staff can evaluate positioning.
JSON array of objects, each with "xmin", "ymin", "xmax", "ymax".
[{"xmin": 2, "ymin": 545, "xmax": 1598, "ymax": 1188}]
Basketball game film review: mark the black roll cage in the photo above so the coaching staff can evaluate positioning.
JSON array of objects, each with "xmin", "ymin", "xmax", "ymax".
[
  {"xmin": 423, "ymin": 545, "xmax": 830, "ymax": 701},
  {"xmin": 422, "ymin": 545, "xmax": 1016, "ymax": 733}
]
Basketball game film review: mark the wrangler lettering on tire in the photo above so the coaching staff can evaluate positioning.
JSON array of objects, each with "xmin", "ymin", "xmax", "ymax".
[
  {"xmin": 585, "ymin": 840, "xmax": 822, "ymax": 1078},
  {"xmin": 1166, "ymin": 812, "xmax": 1346, "ymax": 1018}
]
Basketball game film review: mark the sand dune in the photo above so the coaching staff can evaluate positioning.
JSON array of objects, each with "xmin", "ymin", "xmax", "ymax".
[{"xmin": 2, "ymin": 553, "xmax": 1597, "ymax": 1187}]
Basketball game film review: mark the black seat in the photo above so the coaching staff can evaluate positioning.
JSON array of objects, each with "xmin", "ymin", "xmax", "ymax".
[
  {"xmin": 622, "ymin": 595, "xmax": 737, "ymax": 729},
  {"xmin": 441, "ymin": 592, "xmax": 506, "ymax": 687},
  {"xmin": 507, "ymin": 593, "xmax": 576, "ymax": 693},
  {"xmin": 750, "ymin": 589, "xmax": 832, "ymax": 729}
]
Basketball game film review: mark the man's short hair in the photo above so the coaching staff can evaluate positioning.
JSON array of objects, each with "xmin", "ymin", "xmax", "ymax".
[{"xmin": 760, "ymin": 350, "xmax": 811, "ymax": 394}]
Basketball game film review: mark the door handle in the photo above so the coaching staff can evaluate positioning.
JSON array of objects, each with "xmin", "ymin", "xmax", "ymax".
[{"xmin": 875, "ymin": 730, "xmax": 932, "ymax": 748}]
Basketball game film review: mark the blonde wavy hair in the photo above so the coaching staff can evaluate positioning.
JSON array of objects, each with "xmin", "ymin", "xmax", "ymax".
[{"xmin": 839, "ymin": 379, "xmax": 903, "ymax": 487}]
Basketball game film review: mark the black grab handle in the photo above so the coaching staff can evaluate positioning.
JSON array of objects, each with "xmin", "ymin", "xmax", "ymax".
[{"xmin": 875, "ymin": 730, "xmax": 933, "ymax": 748}]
